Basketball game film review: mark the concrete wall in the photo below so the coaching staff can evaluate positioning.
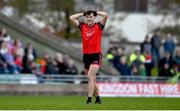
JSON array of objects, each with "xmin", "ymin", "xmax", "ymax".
[{"xmin": 0, "ymin": 84, "xmax": 87, "ymax": 96}]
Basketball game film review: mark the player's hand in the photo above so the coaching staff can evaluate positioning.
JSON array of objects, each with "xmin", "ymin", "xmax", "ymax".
[
  {"xmin": 83, "ymin": 11, "xmax": 87, "ymax": 16},
  {"xmin": 91, "ymin": 10, "xmax": 97, "ymax": 16}
]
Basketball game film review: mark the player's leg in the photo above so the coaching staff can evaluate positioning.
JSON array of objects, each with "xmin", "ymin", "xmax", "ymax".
[
  {"xmin": 84, "ymin": 68, "xmax": 92, "ymax": 104},
  {"xmin": 88, "ymin": 64, "xmax": 99, "ymax": 97},
  {"xmin": 93, "ymin": 78, "xmax": 101, "ymax": 104},
  {"xmin": 92, "ymin": 53, "xmax": 102, "ymax": 104},
  {"xmin": 93, "ymin": 79, "xmax": 99, "ymax": 97},
  {"xmin": 86, "ymin": 64, "xmax": 99, "ymax": 104}
]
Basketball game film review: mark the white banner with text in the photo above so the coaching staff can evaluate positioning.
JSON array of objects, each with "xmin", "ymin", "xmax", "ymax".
[{"xmin": 98, "ymin": 82, "xmax": 180, "ymax": 97}]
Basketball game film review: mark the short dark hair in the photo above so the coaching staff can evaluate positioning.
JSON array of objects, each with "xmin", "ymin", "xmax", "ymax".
[{"xmin": 84, "ymin": 10, "xmax": 97, "ymax": 16}]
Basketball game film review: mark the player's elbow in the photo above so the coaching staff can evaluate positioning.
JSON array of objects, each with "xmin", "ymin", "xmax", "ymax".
[
  {"xmin": 69, "ymin": 16, "xmax": 73, "ymax": 20},
  {"xmin": 103, "ymin": 12, "xmax": 109, "ymax": 19},
  {"xmin": 69, "ymin": 15, "xmax": 75, "ymax": 21}
]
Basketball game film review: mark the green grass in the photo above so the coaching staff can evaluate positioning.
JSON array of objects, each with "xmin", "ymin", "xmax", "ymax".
[{"xmin": 0, "ymin": 96, "xmax": 180, "ymax": 110}]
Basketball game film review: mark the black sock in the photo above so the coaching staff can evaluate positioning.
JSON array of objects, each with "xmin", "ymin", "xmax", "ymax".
[
  {"xmin": 88, "ymin": 97, "xmax": 92, "ymax": 100},
  {"xmin": 95, "ymin": 96, "xmax": 100, "ymax": 100}
]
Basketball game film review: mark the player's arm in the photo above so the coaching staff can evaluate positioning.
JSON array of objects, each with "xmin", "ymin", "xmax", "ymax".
[
  {"xmin": 97, "ymin": 11, "xmax": 108, "ymax": 25},
  {"xmin": 69, "ymin": 13, "xmax": 84, "ymax": 27}
]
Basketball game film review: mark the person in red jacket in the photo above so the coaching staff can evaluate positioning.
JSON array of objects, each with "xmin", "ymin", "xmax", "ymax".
[{"xmin": 69, "ymin": 10, "xmax": 108, "ymax": 104}]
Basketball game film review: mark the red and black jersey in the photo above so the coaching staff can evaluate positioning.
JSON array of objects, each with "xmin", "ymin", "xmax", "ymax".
[{"xmin": 78, "ymin": 22, "xmax": 105, "ymax": 54}]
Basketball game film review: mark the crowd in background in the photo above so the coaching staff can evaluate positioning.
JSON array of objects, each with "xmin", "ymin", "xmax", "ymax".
[
  {"xmin": 106, "ymin": 29, "xmax": 180, "ymax": 77},
  {"xmin": 0, "ymin": 28, "xmax": 78, "ymax": 75},
  {"xmin": 1, "ymin": 28, "xmax": 180, "ymax": 78}
]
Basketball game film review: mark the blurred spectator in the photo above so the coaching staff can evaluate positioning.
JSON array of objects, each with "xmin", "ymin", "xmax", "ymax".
[
  {"xmin": 162, "ymin": 33, "xmax": 176, "ymax": 56},
  {"xmin": 63, "ymin": 54, "xmax": 70, "ymax": 67},
  {"xmin": 107, "ymin": 44, "xmax": 119, "ymax": 54},
  {"xmin": 131, "ymin": 63, "xmax": 146, "ymax": 77},
  {"xmin": 159, "ymin": 52, "xmax": 173, "ymax": 77},
  {"xmin": 113, "ymin": 47, "xmax": 126, "ymax": 68},
  {"xmin": 0, "ymin": 54, "xmax": 7, "ymax": 73},
  {"xmin": 0, "ymin": 41, "xmax": 8, "ymax": 73},
  {"xmin": 131, "ymin": 64, "xmax": 139, "ymax": 76},
  {"xmin": 151, "ymin": 29, "xmax": 161, "ymax": 67},
  {"xmin": 141, "ymin": 35, "xmax": 152, "ymax": 54},
  {"xmin": 22, "ymin": 53, "xmax": 34, "ymax": 73},
  {"xmin": 0, "ymin": 41, "xmax": 17, "ymax": 74},
  {"xmin": 24, "ymin": 42, "xmax": 37, "ymax": 59},
  {"xmin": 129, "ymin": 47, "xmax": 148, "ymax": 76},
  {"xmin": 139, "ymin": 64, "xmax": 146, "ymax": 76},
  {"xmin": 22, "ymin": 42, "xmax": 37, "ymax": 73},
  {"xmin": 140, "ymin": 35, "xmax": 153, "ymax": 76},
  {"xmin": 29, "ymin": 61, "xmax": 42, "ymax": 75},
  {"xmin": 116, "ymin": 56, "xmax": 131, "ymax": 75},
  {"xmin": 65, "ymin": 59, "xmax": 78, "ymax": 75},
  {"xmin": 172, "ymin": 49, "xmax": 180, "ymax": 72},
  {"xmin": 144, "ymin": 51, "xmax": 153, "ymax": 76},
  {"xmin": 0, "ymin": 28, "xmax": 11, "ymax": 44},
  {"xmin": 55, "ymin": 52, "xmax": 67, "ymax": 74},
  {"xmin": 40, "ymin": 53, "xmax": 50, "ymax": 74},
  {"xmin": 106, "ymin": 45, "xmax": 117, "ymax": 63},
  {"xmin": 38, "ymin": 53, "xmax": 59, "ymax": 75},
  {"xmin": 45, "ymin": 58, "xmax": 58, "ymax": 74},
  {"xmin": 14, "ymin": 55, "xmax": 23, "ymax": 73},
  {"xmin": 129, "ymin": 47, "xmax": 145, "ymax": 67},
  {"xmin": 12, "ymin": 39, "xmax": 24, "ymax": 57}
]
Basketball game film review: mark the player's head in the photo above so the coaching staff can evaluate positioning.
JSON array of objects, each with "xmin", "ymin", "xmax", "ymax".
[{"xmin": 84, "ymin": 10, "xmax": 97, "ymax": 26}]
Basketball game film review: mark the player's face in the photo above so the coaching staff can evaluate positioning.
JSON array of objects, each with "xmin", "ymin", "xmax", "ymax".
[{"xmin": 85, "ymin": 13, "xmax": 95, "ymax": 26}]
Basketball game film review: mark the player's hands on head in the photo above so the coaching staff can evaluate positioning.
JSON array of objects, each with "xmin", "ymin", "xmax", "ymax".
[{"xmin": 83, "ymin": 10, "xmax": 97, "ymax": 16}]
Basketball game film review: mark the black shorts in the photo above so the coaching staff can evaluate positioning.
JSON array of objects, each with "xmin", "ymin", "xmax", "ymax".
[{"xmin": 83, "ymin": 53, "xmax": 102, "ymax": 70}]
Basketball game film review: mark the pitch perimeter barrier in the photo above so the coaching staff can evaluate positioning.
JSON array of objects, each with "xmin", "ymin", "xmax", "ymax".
[{"xmin": 0, "ymin": 74, "xmax": 179, "ymax": 97}]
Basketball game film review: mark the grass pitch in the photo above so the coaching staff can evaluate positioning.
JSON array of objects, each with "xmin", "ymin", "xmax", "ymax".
[{"xmin": 0, "ymin": 96, "xmax": 180, "ymax": 110}]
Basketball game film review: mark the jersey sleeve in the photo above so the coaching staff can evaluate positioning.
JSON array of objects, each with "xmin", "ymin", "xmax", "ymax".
[{"xmin": 97, "ymin": 22, "xmax": 105, "ymax": 30}]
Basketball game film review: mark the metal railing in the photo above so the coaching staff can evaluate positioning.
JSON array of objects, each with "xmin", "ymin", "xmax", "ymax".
[
  {"xmin": 38, "ymin": 74, "xmax": 175, "ymax": 84},
  {"xmin": 0, "ymin": 74, "xmax": 178, "ymax": 84}
]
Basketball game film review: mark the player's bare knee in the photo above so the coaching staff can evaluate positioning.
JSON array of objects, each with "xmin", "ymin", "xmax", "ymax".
[{"xmin": 87, "ymin": 74, "xmax": 95, "ymax": 80}]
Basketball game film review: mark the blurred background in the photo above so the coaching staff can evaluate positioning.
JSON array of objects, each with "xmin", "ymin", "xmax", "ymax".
[{"xmin": 0, "ymin": 0, "xmax": 179, "ymax": 97}]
